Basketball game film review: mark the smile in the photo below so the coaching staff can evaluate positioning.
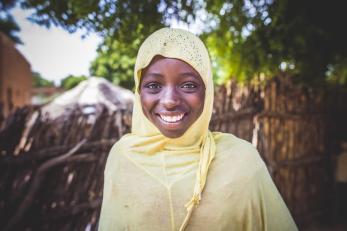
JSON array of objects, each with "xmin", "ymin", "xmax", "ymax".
[{"xmin": 158, "ymin": 113, "xmax": 185, "ymax": 123}]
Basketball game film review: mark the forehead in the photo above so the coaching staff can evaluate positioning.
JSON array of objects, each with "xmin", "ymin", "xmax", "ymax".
[{"xmin": 141, "ymin": 56, "xmax": 203, "ymax": 81}]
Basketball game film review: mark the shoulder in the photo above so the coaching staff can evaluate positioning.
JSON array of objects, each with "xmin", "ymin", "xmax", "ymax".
[
  {"xmin": 211, "ymin": 132, "xmax": 266, "ymax": 178},
  {"xmin": 213, "ymin": 132, "xmax": 256, "ymax": 153},
  {"xmin": 108, "ymin": 133, "xmax": 134, "ymax": 157},
  {"xmin": 104, "ymin": 134, "xmax": 132, "ymax": 174}
]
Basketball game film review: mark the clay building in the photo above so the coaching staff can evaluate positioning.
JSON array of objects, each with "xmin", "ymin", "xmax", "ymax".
[{"xmin": 0, "ymin": 32, "xmax": 32, "ymax": 118}]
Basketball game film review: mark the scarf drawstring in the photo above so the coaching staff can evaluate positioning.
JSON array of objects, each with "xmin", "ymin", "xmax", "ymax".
[{"xmin": 179, "ymin": 132, "xmax": 216, "ymax": 231}]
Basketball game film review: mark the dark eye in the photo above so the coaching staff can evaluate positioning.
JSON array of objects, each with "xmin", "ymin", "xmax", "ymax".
[
  {"xmin": 181, "ymin": 82, "xmax": 198, "ymax": 89},
  {"xmin": 145, "ymin": 82, "xmax": 161, "ymax": 89},
  {"xmin": 141, "ymin": 82, "xmax": 161, "ymax": 93}
]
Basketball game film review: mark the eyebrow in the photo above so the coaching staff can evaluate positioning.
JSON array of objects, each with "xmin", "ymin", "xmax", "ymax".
[
  {"xmin": 179, "ymin": 72, "xmax": 200, "ymax": 79},
  {"xmin": 144, "ymin": 72, "xmax": 200, "ymax": 78},
  {"xmin": 143, "ymin": 73, "xmax": 163, "ymax": 78}
]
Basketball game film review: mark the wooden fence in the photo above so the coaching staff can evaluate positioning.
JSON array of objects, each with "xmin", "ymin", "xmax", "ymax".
[
  {"xmin": 0, "ymin": 107, "xmax": 132, "ymax": 231},
  {"xmin": 210, "ymin": 77, "xmax": 338, "ymax": 226},
  {"xmin": 0, "ymin": 76, "xmax": 345, "ymax": 230},
  {"xmin": 257, "ymin": 78, "xmax": 332, "ymax": 225}
]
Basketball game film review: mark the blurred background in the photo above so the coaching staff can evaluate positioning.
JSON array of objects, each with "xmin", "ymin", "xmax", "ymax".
[{"xmin": 1, "ymin": 0, "xmax": 347, "ymax": 230}]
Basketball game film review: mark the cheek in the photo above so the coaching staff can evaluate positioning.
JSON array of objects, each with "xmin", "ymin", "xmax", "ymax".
[
  {"xmin": 140, "ymin": 93, "xmax": 155, "ymax": 118},
  {"xmin": 199, "ymin": 89, "xmax": 206, "ymax": 110},
  {"xmin": 188, "ymin": 91, "xmax": 205, "ymax": 115}
]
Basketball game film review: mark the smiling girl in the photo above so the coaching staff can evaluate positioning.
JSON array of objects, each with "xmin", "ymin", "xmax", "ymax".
[{"xmin": 98, "ymin": 28, "xmax": 297, "ymax": 231}]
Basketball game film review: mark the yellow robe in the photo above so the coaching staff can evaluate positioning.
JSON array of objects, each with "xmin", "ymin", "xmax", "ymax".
[
  {"xmin": 99, "ymin": 28, "xmax": 297, "ymax": 230},
  {"xmin": 99, "ymin": 133, "xmax": 297, "ymax": 230}
]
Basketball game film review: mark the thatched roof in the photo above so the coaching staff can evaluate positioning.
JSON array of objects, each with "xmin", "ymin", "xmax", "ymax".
[{"xmin": 41, "ymin": 77, "xmax": 133, "ymax": 119}]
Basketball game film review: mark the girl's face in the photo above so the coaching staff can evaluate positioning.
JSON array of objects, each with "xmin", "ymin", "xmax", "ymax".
[{"xmin": 140, "ymin": 57, "xmax": 205, "ymax": 138}]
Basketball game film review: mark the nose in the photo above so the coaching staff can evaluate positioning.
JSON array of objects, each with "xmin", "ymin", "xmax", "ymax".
[{"xmin": 161, "ymin": 86, "xmax": 180, "ymax": 109}]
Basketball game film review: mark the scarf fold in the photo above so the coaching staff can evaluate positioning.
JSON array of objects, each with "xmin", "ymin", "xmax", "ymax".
[{"xmin": 179, "ymin": 131, "xmax": 216, "ymax": 230}]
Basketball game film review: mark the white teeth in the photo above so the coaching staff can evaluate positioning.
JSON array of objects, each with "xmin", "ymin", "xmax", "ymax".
[{"xmin": 160, "ymin": 114, "xmax": 184, "ymax": 123}]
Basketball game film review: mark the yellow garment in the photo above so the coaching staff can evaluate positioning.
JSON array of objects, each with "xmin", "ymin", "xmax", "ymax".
[{"xmin": 99, "ymin": 28, "xmax": 297, "ymax": 231}]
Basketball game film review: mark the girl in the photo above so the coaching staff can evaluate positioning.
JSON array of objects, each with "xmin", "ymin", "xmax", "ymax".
[{"xmin": 99, "ymin": 28, "xmax": 297, "ymax": 231}]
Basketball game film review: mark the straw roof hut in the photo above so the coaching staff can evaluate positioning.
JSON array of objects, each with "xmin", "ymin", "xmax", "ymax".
[{"xmin": 41, "ymin": 77, "xmax": 133, "ymax": 119}]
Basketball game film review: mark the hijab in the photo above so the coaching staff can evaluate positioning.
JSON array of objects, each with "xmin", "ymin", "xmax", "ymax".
[{"xmin": 121, "ymin": 28, "xmax": 216, "ymax": 230}]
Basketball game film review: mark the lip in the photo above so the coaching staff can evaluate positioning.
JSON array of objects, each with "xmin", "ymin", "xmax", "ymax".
[
  {"xmin": 155, "ymin": 112, "xmax": 187, "ymax": 128},
  {"xmin": 156, "ymin": 111, "xmax": 186, "ymax": 116}
]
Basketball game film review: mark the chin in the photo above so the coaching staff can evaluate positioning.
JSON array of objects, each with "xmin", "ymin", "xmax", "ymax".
[{"xmin": 160, "ymin": 130, "xmax": 185, "ymax": 139}]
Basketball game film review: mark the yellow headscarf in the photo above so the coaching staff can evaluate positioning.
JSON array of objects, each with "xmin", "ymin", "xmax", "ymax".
[{"xmin": 126, "ymin": 28, "xmax": 216, "ymax": 230}]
